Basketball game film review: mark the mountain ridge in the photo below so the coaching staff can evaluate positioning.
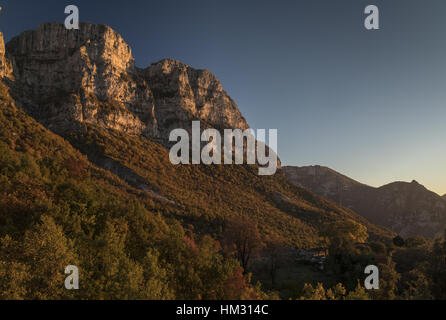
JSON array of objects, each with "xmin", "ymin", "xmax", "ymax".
[
  {"xmin": 283, "ymin": 165, "xmax": 446, "ymax": 238},
  {"xmin": 5, "ymin": 22, "xmax": 249, "ymax": 141},
  {"xmin": 0, "ymin": 22, "xmax": 402, "ymax": 299},
  {"xmin": 0, "ymin": 22, "xmax": 393, "ymax": 245}
]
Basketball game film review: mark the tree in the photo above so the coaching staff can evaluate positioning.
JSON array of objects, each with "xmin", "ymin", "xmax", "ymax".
[
  {"xmin": 346, "ymin": 282, "xmax": 370, "ymax": 300},
  {"xmin": 321, "ymin": 219, "xmax": 373, "ymax": 290},
  {"xmin": 63, "ymin": 157, "xmax": 87, "ymax": 179},
  {"xmin": 299, "ymin": 283, "xmax": 327, "ymax": 300},
  {"xmin": 22, "ymin": 215, "xmax": 78, "ymax": 299},
  {"xmin": 300, "ymin": 283, "xmax": 347, "ymax": 300},
  {"xmin": 393, "ymin": 235, "xmax": 406, "ymax": 247},
  {"xmin": 264, "ymin": 235, "xmax": 284, "ymax": 287},
  {"xmin": 401, "ymin": 268, "xmax": 432, "ymax": 300},
  {"xmin": 0, "ymin": 236, "xmax": 30, "ymax": 299},
  {"xmin": 405, "ymin": 236, "xmax": 426, "ymax": 248},
  {"xmin": 321, "ymin": 219, "xmax": 368, "ymax": 244},
  {"xmin": 224, "ymin": 216, "xmax": 263, "ymax": 272},
  {"xmin": 370, "ymin": 241, "xmax": 387, "ymax": 254},
  {"xmin": 141, "ymin": 249, "xmax": 175, "ymax": 299},
  {"xmin": 0, "ymin": 261, "xmax": 29, "ymax": 299},
  {"xmin": 330, "ymin": 283, "xmax": 347, "ymax": 300},
  {"xmin": 222, "ymin": 267, "xmax": 263, "ymax": 300},
  {"xmin": 427, "ymin": 230, "xmax": 446, "ymax": 299},
  {"xmin": 369, "ymin": 258, "xmax": 400, "ymax": 300},
  {"xmin": 86, "ymin": 219, "xmax": 150, "ymax": 300}
]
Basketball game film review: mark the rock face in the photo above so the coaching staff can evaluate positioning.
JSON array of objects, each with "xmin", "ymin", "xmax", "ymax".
[
  {"xmin": 0, "ymin": 32, "xmax": 5, "ymax": 74},
  {"xmin": 0, "ymin": 32, "xmax": 13, "ymax": 79},
  {"xmin": 374, "ymin": 180, "xmax": 446, "ymax": 238},
  {"xmin": 283, "ymin": 166, "xmax": 369, "ymax": 205},
  {"xmin": 283, "ymin": 166, "xmax": 446, "ymax": 238},
  {"xmin": 145, "ymin": 59, "xmax": 249, "ymax": 139},
  {"xmin": 4, "ymin": 22, "xmax": 249, "ymax": 140}
]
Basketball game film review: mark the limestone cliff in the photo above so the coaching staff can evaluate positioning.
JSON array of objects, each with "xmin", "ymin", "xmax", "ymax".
[
  {"xmin": 0, "ymin": 32, "xmax": 13, "ymax": 79},
  {"xmin": 4, "ymin": 22, "xmax": 249, "ymax": 141},
  {"xmin": 145, "ymin": 58, "xmax": 249, "ymax": 139}
]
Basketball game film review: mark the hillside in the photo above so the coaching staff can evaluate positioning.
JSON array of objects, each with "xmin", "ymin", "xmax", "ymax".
[
  {"xmin": 1, "ymin": 22, "xmax": 392, "ymax": 242},
  {"xmin": 284, "ymin": 166, "xmax": 446, "ymax": 238},
  {"xmin": 0, "ymin": 23, "xmax": 394, "ymax": 299}
]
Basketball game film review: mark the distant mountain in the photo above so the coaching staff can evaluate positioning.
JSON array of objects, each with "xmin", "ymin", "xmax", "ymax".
[{"xmin": 283, "ymin": 166, "xmax": 446, "ymax": 238}]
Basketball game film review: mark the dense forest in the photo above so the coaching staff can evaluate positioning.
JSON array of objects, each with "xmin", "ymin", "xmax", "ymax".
[{"xmin": 1, "ymin": 80, "xmax": 445, "ymax": 300}]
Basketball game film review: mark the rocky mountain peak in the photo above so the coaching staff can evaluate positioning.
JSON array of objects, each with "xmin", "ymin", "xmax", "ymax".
[
  {"xmin": 145, "ymin": 58, "xmax": 249, "ymax": 134},
  {"xmin": 383, "ymin": 180, "xmax": 429, "ymax": 194},
  {"xmin": 3, "ymin": 22, "xmax": 250, "ymax": 141},
  {"xmin": 7, "ymin": 22, "xmax": 135, "ymax": 72},
  {"xmin": 6, "ymin": 22, "xmax": 136, "ymax": 101}
]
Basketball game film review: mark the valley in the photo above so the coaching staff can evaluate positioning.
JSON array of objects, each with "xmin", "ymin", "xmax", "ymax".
[{"xmin": 0, "ymin": 21, "xmax": 444, "ymax": 300}]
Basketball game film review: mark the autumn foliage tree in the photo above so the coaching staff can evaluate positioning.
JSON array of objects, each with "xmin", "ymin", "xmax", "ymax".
[
  {"xmin": 264, "ymin": 234, "xmax": 285, "ymax": 287},
  {"xmin": 299, "ymin": 282, "xmax": 369, "ymax": 300},
  {"xmin": 224, "ymin": 216, "xmax": 263, "ymax": 272},
  {"xmin": 321, "ymin": 219, "xmax": 372, "ymax": 290},
  {"xmin": 63, "ymin": 157, "xmax": 87, "ymax": 179}
]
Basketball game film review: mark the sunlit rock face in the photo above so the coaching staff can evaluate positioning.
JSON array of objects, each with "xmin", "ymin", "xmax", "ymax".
[
  {"xmin": 0, "ymin": 32, "xmax": 13, "ymax": 79},
  {"xmin": 144, "ymin": 58, "xmax": 249, "ymax": 139},
  {"xmin": 5, "ymin": 22, "xmax": 249, "ymax": 140}
]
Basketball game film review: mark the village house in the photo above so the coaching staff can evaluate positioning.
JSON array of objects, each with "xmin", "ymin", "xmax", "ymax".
[{"xmin": 296, "ymin": 247, "xmax": 328, "ymax": 270}]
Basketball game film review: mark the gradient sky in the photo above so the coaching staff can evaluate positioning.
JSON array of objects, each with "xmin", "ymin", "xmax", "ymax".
[{"xmin": 1, "ymin": 0, "xmax": 445, "ymax": 195}]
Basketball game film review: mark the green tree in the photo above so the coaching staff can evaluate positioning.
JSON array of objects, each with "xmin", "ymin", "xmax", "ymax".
[
  {"xmin": 321, "ymin": 219, "xmax": 368, "ymax": 244},
  {"xmin": 401, "ymin": 268, "xmax": 432, "ymax": 300},
  {"xmin": 83, "ymin": 219, "xmax": 147, "ymax": 299},
  {"xmin": 22, "ymin": 215, "xmax": 78, "ymax": 299},
  {"xmin": 369, "ymin": 258, "xmax": 400, "ymax": 300},
  {"xmin": 393, "ymin": 235, "xmax": 406, "ymax": 247},
  {"xmin": 326, "ymin": 283, "xmax": 347, "ymax": 300},
  {"xmin": 322, "ymin": 221, "xmax": 374, "ymax": 290},
  {"xmin": 346, "ymin": 282, "xmax": 370, "ymax": 300},
  {"xmin": 0, "ymin": 261, "xmax": 29, "ymax": 299},
  {"xmin": 0, "ymin": 236, "xmax": 30, "ymax": 299},
  {"xmin": 141, "ymin": 249, "xmax": 174, "ymax": 299},
  {"xmin": 427, "ymin": 230, "xmax": 446, "ymax": 299},
  {"xmin": 299, "ymin": 283, "xmax": 327, "ymax": 300},
  {"xmin": 406, "ymin": 236, "xmax": 426, "ymax": 248}
]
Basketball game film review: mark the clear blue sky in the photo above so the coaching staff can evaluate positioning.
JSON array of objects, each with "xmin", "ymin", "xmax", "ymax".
[{"xmin": 1, "ymin": 0, "xmax": 445, "ymax": 195}]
